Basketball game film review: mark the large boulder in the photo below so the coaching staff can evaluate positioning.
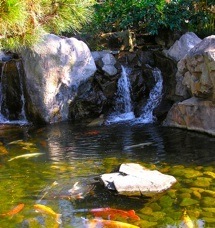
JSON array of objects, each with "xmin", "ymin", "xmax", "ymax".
[
  {"xmin": 21, "ymin": 34, "xmax": 96, "ymax": 124},
  {"xmin": 100, "ymin": 163, "xmax": 177, "ymax": 196},
  {"xmin": 164, "ymin": 32, "xmax": 202, "ymax": 62},
  {"xmin": 164, "ymin": 97, "xmax": 215, "ymax": 136},
  {"xmin": 164, "ymin": 35, "xmax": 215, "ymax": 135},
  {"xmin": 178, "ymin": 35, "xmax": 215, "ymax": 100}
]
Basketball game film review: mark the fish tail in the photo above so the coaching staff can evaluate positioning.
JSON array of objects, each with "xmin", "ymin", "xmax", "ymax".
[{"xmin": 56, "ymin": 214, "xmax": 62, "ymax": 224}]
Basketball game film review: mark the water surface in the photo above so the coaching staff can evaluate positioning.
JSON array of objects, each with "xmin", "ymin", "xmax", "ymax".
[{"xmin": 0, "ymin": 122, "xmax": 214, "ymax": 227}]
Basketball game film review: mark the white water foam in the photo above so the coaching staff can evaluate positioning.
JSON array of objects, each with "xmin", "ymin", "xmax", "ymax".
[
  {"xmin": 0, "ymin": 62, "xmax": 28, "ymax": 125},
  {"xmin": 106, "ymin": 66, "xmax": 135, "ymax": 124},
  {"xmin": 134, "ymin": 67, "xmax": 163, "ymax": 124}
]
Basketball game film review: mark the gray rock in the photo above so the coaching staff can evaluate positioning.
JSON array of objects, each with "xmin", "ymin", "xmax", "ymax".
[
  {"xmin": 100, "ymin": 163, "xmax": 177, "ymax": 196},
  {"xmin": 164, "ymin": 97, "xmax": 215, "ymax": 136},
  {"xmin": 165, "ymin": 35, "xmax": 215, "ymax": 135},
  {"xmin": 21, "ymin": 34, "xmax": 96, "ymax": 123},
  {"xmin": 165, "ymin": 32, "xmax": 202, "ymax": 62}
]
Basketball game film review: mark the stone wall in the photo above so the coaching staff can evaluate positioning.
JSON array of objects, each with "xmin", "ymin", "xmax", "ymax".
[{"xmin": 164, "ymin": 35, "xmax": 215, "ymax": 135}]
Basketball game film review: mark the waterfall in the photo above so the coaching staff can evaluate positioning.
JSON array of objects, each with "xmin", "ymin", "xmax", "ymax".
[
  {"xmin": 0, "ymin": 63, "xmax": 7, "ymax": 122},
  {"xmin": 137, "ymin": 67, "xmax": 163, "ymax": 123},
  {"xmin": 0, "ymin": 62, "xmax": 28, "ymax": 125},
  {"xmin": 106, "ymin": 66, "xmax": 135, "ymax": 124},
  {"xmin": 16, "ymin": 62, "xmax": 28, "ymax": 123}
]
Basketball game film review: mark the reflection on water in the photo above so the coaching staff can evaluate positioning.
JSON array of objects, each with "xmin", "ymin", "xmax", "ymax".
[{"xmin": 0, "ymin": 122, "xmax": 215, "ymax": 227}]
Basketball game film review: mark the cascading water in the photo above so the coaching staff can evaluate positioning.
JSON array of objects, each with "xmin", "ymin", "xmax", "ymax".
[
  {"xmin": 0, "ymin": 63, "xmax": 7, "ymax": 122},
  {"xmin": 106, "ymin": 66, "xmax": 135, "ymax": 124},
  {"xmin": 0, "ymin": 62, "xmax": 28, "ymax": 125},
  {"xmin": 16, "ymin": 62, "xmax": 28, "ymax": 123},
  {"xmin": 106, "ymin": 66, "xmax": 163, "ymax": 125},
  {"xmin": 137, "ymin": 67, "xmax": 163, "ymax": 123}
]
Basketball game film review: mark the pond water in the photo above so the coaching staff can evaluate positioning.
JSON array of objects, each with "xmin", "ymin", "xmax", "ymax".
[{"xmin": 0, "ymin": 122, "xmax": 215, "ymax": 228}]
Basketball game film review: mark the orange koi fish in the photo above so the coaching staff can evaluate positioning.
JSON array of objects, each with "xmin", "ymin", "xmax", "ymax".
[
  {"xmin": 76, "ymin": 207, "xmax": 140, "ymax": 221},
  {"xmin": 34, "ymin": 204, "xmax": 62, "ymax": 224},
  {"xmin": 0, "ymin": 203, "xmax": 24, "ymax": 217},
  {"xmin": 84, "ymin": 130, "xmax": 100, "ymax": 136},
  {"xmin": 84, "ymin": 218, "xmax": 139, "ymax": 228}
]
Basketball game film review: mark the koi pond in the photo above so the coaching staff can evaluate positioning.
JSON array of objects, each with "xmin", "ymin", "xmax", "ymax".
[{"xmin": 0, "ymin": 122, "xmax": 215, "ymax": 228}]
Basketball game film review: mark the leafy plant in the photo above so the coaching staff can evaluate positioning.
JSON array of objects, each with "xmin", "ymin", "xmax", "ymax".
[
  {"xmin": 83, "ymin": 0, "xmax": 214, "ymax": 37},
  {"xmin": 0, "ymin": 0, "xmax": 96, "ymax": 50}
]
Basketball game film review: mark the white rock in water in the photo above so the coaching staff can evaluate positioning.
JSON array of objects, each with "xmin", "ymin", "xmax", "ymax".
[{"xmin": 100, "ymin": 163, "xmax": 177, "ymax": 196}]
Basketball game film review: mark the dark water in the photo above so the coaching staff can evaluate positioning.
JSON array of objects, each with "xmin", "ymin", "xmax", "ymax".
[{"xmin": 0, "ymin": 122, "xmax": 214, "ymax": 227}]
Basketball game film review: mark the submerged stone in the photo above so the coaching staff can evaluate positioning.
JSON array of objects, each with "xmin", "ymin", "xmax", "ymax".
[
  {"xmin": 100, "ymin": 163, "xmax": 177, "ymax": 196},
  {"xmin": 192, "ymin": 177, "xmax": 212, "ymax": 187},
  {"xmin": 203, "ymin": 171, "xmax": 215, "ymax": 179},
  {"xmin": 138, "ymin": 220, "xmax": 158, "ymax": 227},
  {"xmin": 180, "ymin": 198, "xmax": 199, "ymax": 206},
  {"xmin": 202, "ymin": 197, "xmax": 215, "ymax": 207},
  {"xmin": 159, "ymin": 195, "xmax": 174, "ymax": 208}
]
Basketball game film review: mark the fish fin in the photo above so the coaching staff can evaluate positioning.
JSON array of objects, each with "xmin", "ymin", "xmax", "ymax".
[
  {"xmin": 56, "ymin": 214, "xmax": 62, "ymax": 224},
  {"xmin": 128, "ymin": 210, "xmax": 140, "ymax": 220}
]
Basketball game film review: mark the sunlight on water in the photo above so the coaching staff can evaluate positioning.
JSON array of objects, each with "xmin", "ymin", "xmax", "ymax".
[{"xmin": 0, "ymin": 123, "xmax": 214, "ymax": 227}]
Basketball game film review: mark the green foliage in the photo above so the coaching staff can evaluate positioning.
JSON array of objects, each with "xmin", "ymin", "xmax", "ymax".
[
  {"xmin": 0, "ymin": 0, "xmax": 96, "ymax": 50},
  {"xmin": 84, "ymin": 0, "xmax": 214, "ymax": 37}
]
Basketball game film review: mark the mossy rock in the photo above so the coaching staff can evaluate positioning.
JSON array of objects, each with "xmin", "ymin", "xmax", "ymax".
[
  {"xmin": 179, "ymin": 193, "xmax": 191, "ymax": 199},
  {"xmin": 201, "ymin": 197, "xmax": 215, "ymax": 207},
  {"xmin": 202, "ymin": 190, "xmax": 215, "ymax": 197},
  {"xmin": 138, "ymin": 214, "xmax": 157, "ymax": 222},
  {"xmin": 162, "ymin": 217, "xmax": 175, "ymax": 226},
  {"xmin": 179, "ymin": 188, "xmax": 192, "ymax": 193},
  {"xmin": 180, "ymin": 198, "xmax": 199, "ymax": 206},
  {"xmin": 183, "ymin": 169, "xmax": 203, "ymax": 179},
  {"xmin": 149, "ymin": 203, "xmax": 161, "ymax": 211},
  {"xmin": 203, "ymin": 208, "xmax": 215, "ymax": 213},
  {"xmin": 139, "ymin": 207, "xmax": 153, "ymax": 215},
  {"xmin": 201, "ymin": 211, "xmax": 214, "ymax": 218},
  {"xmin": 138, "ymin": 220, "xmax": 158, "ymax": 228},
  {"xmin": 159, "ymin": 195, "xmax": 174, "ymax": 208},
  {"xmin": 168, "ymin": 211, "xmax": 182, "ymax": 220},
  {"xmin": 203, "ymin": 171, "xmax": 215, "ymax": 178},
  {"xmin": 192, "ymin": 177, "xmax": 212, "ymax": 187},
  {"xmin": 190, "ymin": 187, "xmax": 205, "ymax": 193},
  {"xmin": 151, "ymin": 211, "xmax": 166, "ymax": 220},
  {"xmin": 202, "ymin": 217, "xmax": 215, "ymax": 223},
  {"xmin": 167, "ymin": 189, "xmax": 177, "ymax": 198},
  {"xmin": 192, "ymin": 190, "xmax": 202, "ymax": 199}
]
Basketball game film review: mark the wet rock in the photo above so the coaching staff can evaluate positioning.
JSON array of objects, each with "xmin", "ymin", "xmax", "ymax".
[
  {"xmin": 21, "ymin": 34, "xmax": 96, "ymax": 124},
  {"xmin": 180, "ymin": 198, "xmax": 199, "ymax": 206},
  {"xmin": 0, "ymin": 60, "xmax": 24, "ymax": 120},
  {"xmin": 100, "ymin": 163, "xmax": 177, "ymax": 196},
  {"xmin": 164, "ymin": 97, "xmax": 215, "ymax": 136}
]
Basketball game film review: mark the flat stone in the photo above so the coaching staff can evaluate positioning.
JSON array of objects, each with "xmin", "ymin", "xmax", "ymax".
[{"xmin": 100, "ymin": 163, "xmax": 177, "ymax": 196}]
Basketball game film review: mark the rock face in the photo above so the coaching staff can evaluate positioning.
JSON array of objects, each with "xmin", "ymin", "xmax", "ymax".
[
  {"xmin": 100, "ymin": 163, "xmax": 177, "ymax": 196},
  {"xmin": 164, "ymin": 32, "xmax": 202, "ymax": 62},
  {"xmin": 21, "ymin": 34, "xmax": 96, "ymax": 124},
  {"xmin": 164, "ymin": 35, "xmax": 215, "ymax": 135},
  {"xmin": 164, "ymin": 97, "xmax": 215, "ymax": 136},
  {"xmin": 0, "ymin": 60, "xmax": 25, "ymax": 120}
]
